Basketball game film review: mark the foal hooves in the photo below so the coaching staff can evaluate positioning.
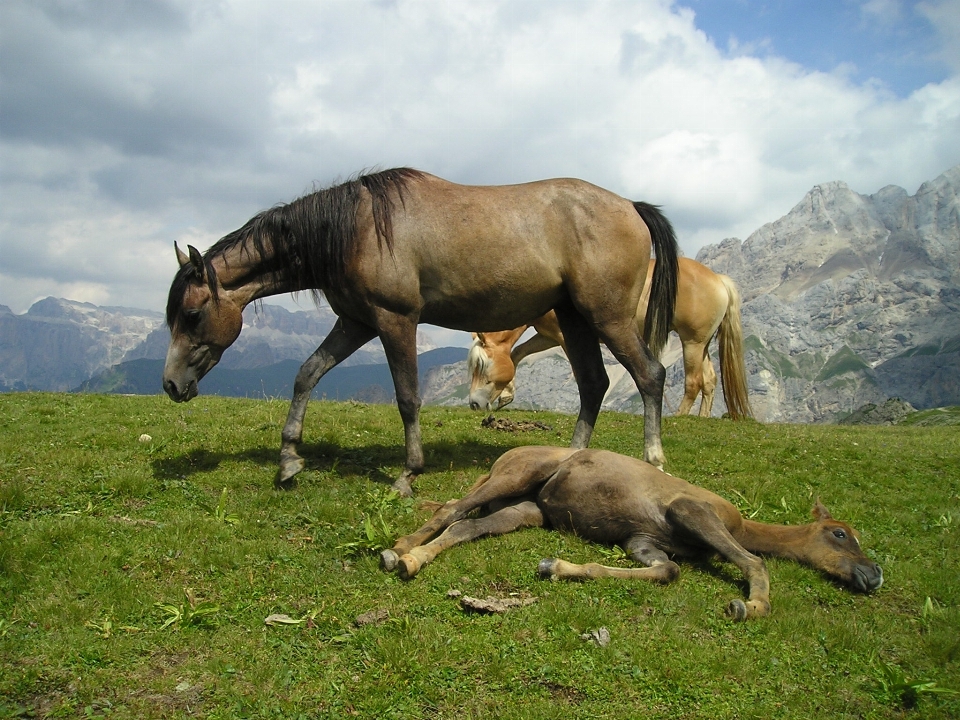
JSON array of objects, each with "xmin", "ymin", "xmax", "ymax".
[
  {"xmin": 537, "ymin": 558, "xmax": 559, "ymax": 580},
  {"xmin": 380, "ymin": 549, "xmax": 399, "ymax": 572},
  {"xmin": 398, "ymin": 554, "xmax": 421, "ymax": 581},
  {"xmin": 725, "ymin": 599, "xmax": 748, "ymax": 622}
]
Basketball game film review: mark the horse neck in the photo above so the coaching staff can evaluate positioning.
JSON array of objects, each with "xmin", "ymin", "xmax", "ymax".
[
  {"xmin": 210, "ymin": 240, "xmax": 301, "ymax": 306},
  {"xmin": 734, "ymin": 519, "xmax": 817, "ymax": 562}
]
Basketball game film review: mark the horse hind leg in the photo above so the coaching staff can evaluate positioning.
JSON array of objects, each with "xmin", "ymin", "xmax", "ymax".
[
  {"xmin": 396, "ymin": 500, "xmax": 545, "ymax": 580},
  {"xmin": 666, "ymin": 497, "xmax": 771, "ymax": 620},
  {"xmin": 594, "ymin": 322, "xmax": 667, "ymax": 468},
  {"xmin": 698, "ymin": 353, "xmax": 718, "ymax": 417},
  {"xmin": 677, "ymin": 340, "xmax": 705, "ymax": 416}
]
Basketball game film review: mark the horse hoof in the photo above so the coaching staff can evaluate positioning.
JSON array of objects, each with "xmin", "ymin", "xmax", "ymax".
[
  {"xmin": 398, "ymin": 553, "xmax": 421, "ymax": 580},
  {"xmin": 274, "ymin": 473, "xmax": 298, "ymax": 491},
  {"xmin": 725, "ymin": 599, "xmax": 748, "ymax": 622},
  {"xmin": 391, "ymin": 477, "xmax": 414, "ymax": 498},
  {"xmin": 380, "ymin": 549, "xmax": 399, "ymax": 572},
  {"xmin": 537, "ymin": 558, "xmax": 559, "ymax": 580},
  {"xmin": 276, "ymin": 456, "xmax": 305, "ymax": 489}
]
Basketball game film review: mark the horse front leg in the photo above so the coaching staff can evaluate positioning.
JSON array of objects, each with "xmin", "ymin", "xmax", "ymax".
[
  {"xmin": 277, "ymin": 318, "xmax": 376, "ymax": 489},
  {"xmin": 666, "ymin": 498, "xmax": 771, "ymax": 620},
  {"xmin": 377, "ymin": 314, "xmax": 423, "ymax": 497},
  {"xmin": 554, "ymin": 305, "xmax": 608, "ymax": 449}
]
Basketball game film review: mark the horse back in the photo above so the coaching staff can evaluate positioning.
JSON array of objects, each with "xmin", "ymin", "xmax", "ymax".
[{"xmin": 346, "ymin": 174, "xmax": 653, "ymax": 332}]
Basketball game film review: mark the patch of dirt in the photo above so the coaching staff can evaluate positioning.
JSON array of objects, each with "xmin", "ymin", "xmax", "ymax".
[
  {"xmin": 459, "ymin": 594, "xmax": 538, "ymax": 614},
  {"xmin": 480, "ymin": 415, "xmax": 553, "ymax": 432},
  {"xmin": 354, "ymin": 608, "xmax": 390, "ymax": 626}
]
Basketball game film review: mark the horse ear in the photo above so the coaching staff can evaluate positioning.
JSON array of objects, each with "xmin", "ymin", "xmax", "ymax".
[
  {"xmin": 812, "ymin": 499, "xmax": 833, "ymax": 521},
  {"xmin": 175, "ymin": 241, "xmax": 190, "ymax": 268},
  {"xmin": 187, "ymin": 245, "xmax": 205, "ymax": 281}
]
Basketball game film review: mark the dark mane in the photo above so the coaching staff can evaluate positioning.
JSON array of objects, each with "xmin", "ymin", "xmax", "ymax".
[{"xmin": 166, "ymin": 167, "xmax": 425, "ymax": 327}]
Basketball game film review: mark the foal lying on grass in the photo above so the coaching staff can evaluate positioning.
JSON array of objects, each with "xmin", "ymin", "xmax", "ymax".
[{"xmin": 381, "ymin": 446, "xmax": 883, "ymax": 620}]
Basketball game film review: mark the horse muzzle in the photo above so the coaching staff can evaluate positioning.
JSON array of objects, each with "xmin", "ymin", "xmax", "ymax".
[
  {"xmin": 850, "ymin": 563, "xmax": 883, "ymax": 593},
  {"xmin": 163, "ymin": 376, "xmax": 198, "ymax": 403}
]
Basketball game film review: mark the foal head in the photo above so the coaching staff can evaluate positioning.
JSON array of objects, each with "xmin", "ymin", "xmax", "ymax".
[
  {"xmin": 803, "ymin": 501, "xmax": 883, "ymax": 593},
  {"xmin": 162, "ymin": 243, "xmax": 243, "ymax": 402},
  {"xmin": 467, "ymin": 332, "xmax": 518, "ymax": 411}
]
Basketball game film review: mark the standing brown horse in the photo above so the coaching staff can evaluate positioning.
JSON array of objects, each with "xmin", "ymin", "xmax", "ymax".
[
  {"xmin": 163, "ymin": 169, "xmax": 679, "ymax": 495},
  {"xmin": 381, "ymin": 446, "xmax": 883, "ymax": 620},
  {"xmin": 468, "ymin": 257, "xmax": 752, "ymax": 419}
]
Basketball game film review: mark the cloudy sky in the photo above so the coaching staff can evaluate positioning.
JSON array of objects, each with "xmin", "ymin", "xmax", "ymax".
[{"xmin": 2, "ymin": 0, "xmax": 959, "ymax": 336}]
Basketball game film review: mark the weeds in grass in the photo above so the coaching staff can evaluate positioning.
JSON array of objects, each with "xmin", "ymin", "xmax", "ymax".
[
  {"xmin": 199, "ymin": 487, "xmax": 240, "ymax": 525},
  {"xmin": 156, "ymin": 589, "xmax": 222, "ymax": 630},
  {"xmin": 875, "ymin": 657, "xmax": 959, "ymax": 709},
  {"xmin": 336, "ymin": 488, "xmax": 414, "ymax": 557}
]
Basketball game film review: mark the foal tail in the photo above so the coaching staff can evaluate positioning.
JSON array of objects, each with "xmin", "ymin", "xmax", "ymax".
[
  {"xmin": 716, "ymin": 274, "xmax": 753, "ymax": 420},
  {"xmin": 633, "ymin": 202, "xmax": 679, "ymax": 358}
]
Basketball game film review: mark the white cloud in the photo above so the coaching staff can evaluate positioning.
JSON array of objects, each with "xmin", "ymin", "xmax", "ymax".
[{"xmin": 1, "ymin": 0, "xmax": 958, "ymax": 320}]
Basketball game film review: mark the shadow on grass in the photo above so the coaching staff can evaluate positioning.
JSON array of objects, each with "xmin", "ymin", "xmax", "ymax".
[{"xmin": 151, "ymin": 437, "xmax": 538, "ymax": 488}]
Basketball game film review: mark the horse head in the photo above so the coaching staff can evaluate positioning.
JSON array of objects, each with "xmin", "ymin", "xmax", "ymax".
[
  {"xmin": 804, "ymin": 500, "xmax": 883, "ymax": 593},
  {"xmin": 162, "ymin": 242, "xmax": 244, "ymax": 402},
  {"xmin": 467, "ymin": 332, "xmax": 517, "ymax": 411}
]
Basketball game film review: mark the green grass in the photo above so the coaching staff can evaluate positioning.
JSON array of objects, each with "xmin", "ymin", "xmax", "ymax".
[{"xmin": 1, "ymin": 393, "xmax": 959, "ymax": 719}]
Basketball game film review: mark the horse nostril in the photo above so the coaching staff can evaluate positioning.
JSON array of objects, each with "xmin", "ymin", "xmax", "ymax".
[
  {"xmin": 469, "ymin": 401, "xmax": 480, "ymax": 411},
  {"xmin": 163, "ymin": 379, "xmax": 177, "ymax": 398}
]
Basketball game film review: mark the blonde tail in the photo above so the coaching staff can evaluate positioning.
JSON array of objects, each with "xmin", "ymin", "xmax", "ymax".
[{"xmin": 717, "ymin": 275, "xmax": 752, "ymax": 420}]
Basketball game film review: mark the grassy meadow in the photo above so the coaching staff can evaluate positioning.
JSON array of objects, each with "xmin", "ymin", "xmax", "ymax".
[{"xmin": 1, "ymin": 392, "xmax": 958, "ymax": 718}]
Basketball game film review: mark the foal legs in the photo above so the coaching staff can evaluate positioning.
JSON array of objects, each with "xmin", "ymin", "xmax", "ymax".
[
  {"xmin": 666, "ymin": 497, "xmax": 771, "ymax": 620},
  {"xmin": 538, "ymin": 536, "xmax": 680, "ymax": 583},
  {"xmin": 381, "ymin": 445, "xmax": 577, "ymax": 570},
  {"xmin": 396, "ymin": 500, "xmax": 545, "ymax": 580}
]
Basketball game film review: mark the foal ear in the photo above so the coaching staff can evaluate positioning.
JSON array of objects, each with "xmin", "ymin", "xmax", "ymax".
[
  {"xmin": 811, "ymin": 499, "xmax": 833, "ymax": 521},
  {"xmin": 187, "ymin": 244, "xmax": 206, "ymax": 281}
]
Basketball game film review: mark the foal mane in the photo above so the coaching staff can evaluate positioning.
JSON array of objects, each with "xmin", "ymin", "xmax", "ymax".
[{"xmin": 166, "ymin": 167, "xmax": 425, "ymax": 327}]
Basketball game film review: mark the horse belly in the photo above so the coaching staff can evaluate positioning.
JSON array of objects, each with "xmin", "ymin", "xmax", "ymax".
[{"xmin": 416, "ymin": 248, "xmax": 567, "ymax": 331}]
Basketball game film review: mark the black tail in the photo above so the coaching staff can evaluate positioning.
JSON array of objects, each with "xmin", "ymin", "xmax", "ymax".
[{"xmin": 633, "ymin": 202, "xmax": 679, "ymax": 358}]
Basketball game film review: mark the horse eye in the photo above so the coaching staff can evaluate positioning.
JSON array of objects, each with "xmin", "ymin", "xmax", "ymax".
[
  {"xmin": 832, "ymin": 529, "xmax": 847, "ymax": 540},
  {"xmin": 182, "ymin": 309, "xmax": 202, "ymax": 327}
]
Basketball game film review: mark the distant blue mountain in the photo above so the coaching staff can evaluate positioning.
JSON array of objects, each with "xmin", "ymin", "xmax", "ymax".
[{"xmin": 74, "ymin": 347, "xmax": 467, "ymax": 403}]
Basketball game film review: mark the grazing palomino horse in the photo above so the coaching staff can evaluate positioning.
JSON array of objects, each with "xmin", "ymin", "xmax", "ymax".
[
  {"xmin": 381, "ymin": 446, "xmax": 882, "ymax": 620},
  {"xmin": 163, "ymin": 169, "xmax": 679, "ymax": 495},
  {"xmin": 468, "ymin": 257, "xmax": 752, "ymax": 419}
]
